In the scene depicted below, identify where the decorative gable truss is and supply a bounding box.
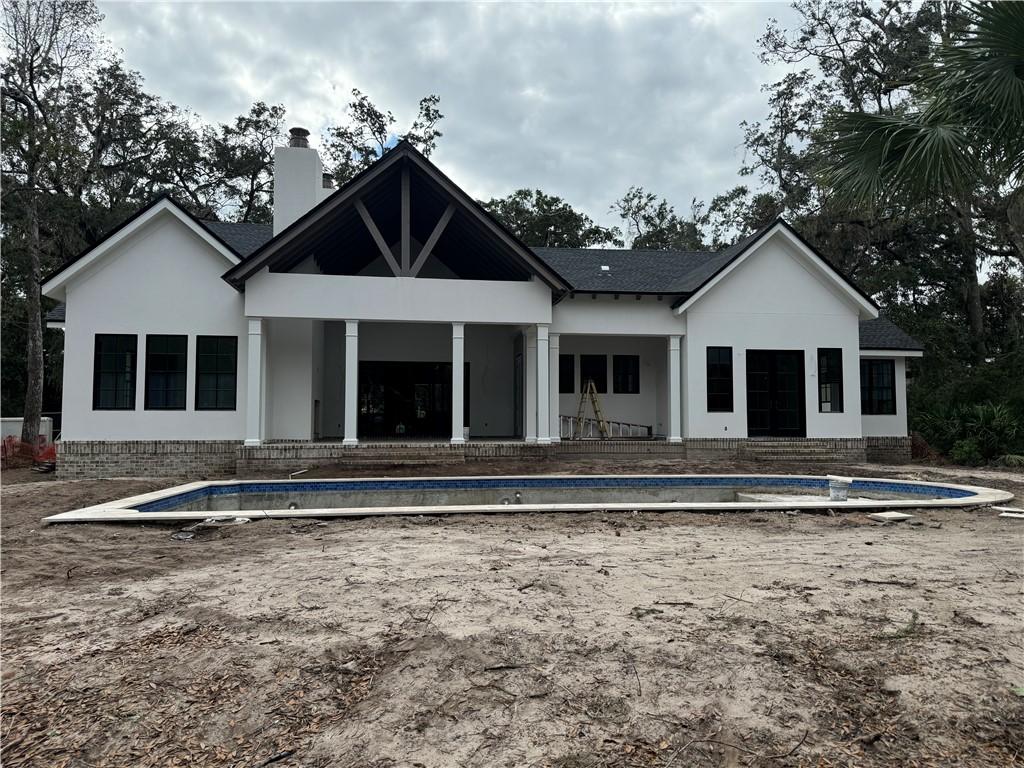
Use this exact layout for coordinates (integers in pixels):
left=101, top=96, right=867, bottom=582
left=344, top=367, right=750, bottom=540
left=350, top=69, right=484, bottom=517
left=350, top=166, right=456, bottom=278
left=223, top=142, right=567, bottom=290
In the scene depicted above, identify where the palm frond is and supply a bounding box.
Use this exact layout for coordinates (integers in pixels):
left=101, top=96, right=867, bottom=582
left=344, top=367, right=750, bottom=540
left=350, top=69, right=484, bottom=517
left=823, top=111, right=975, bottom=205
left=823, top=1, right=1024, bottom=205
left=921, top=2, right=1024, bottom=174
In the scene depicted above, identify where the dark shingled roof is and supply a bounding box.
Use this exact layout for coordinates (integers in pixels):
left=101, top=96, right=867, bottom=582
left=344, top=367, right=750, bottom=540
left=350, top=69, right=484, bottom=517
left=45, top=303, right=66, bottom=323
left=532, top=247, right=721, bottom=294
left=531, top=231, right=759, bottom=295
left=200, top=221, right=274, bottom=258
left=536, top=233, right=919, bottom=352
left=858, top=316, right=924, bottom=351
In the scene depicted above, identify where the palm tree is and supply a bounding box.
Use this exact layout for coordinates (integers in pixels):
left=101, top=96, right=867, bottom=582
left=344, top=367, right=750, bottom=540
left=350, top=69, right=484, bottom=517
left=824, top=1, right=1024, bottom=206
left=822, top=2, right=1024, bottom=363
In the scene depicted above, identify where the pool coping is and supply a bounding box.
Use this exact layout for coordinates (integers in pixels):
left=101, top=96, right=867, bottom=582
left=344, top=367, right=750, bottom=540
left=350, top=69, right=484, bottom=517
left=41, top=473, right=1015, bottom=524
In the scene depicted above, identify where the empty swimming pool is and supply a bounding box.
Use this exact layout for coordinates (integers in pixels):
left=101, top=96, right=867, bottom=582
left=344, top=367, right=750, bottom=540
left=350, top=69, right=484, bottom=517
left=42, top=474, right=1014, bottom=524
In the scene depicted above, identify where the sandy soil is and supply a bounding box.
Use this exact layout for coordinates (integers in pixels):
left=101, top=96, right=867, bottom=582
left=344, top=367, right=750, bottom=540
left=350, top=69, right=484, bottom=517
left=2, top=458, right=1023, bottom=767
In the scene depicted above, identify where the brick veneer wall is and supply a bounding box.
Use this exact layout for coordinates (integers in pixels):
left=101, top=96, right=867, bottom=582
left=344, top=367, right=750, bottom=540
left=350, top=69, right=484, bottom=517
left=465, top=443, right=548, bottom=460
left=689, top=438, right=867, bottom=462
left=57, top=440, right=240, bottom=479
left=55, top=436, right=912, bottom=479
left=550, top=440, right=686, bottom=457
left=684, top=438, right=745, bottom=460
left=863, top=436, right=912, bottom=464
left=236, top=441, right=468, bottom=475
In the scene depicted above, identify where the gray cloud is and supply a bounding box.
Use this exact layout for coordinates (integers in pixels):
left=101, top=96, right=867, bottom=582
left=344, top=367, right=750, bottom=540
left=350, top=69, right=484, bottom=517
left=98, top=1, right=799, bottom=229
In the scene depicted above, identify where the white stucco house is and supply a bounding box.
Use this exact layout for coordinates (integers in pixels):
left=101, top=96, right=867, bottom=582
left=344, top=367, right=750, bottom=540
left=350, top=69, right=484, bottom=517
left=42, top=130, right=922, bottom=477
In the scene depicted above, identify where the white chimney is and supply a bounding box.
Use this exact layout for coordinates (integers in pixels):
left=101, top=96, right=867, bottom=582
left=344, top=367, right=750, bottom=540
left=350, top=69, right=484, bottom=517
left=273, top=127, right=329, bottom=235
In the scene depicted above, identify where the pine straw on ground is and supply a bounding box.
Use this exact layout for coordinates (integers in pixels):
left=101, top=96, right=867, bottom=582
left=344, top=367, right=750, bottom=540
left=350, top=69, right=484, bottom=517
left=1, top=622, right=392, bottom=768
left=2, top=460, right=1022, bottom=766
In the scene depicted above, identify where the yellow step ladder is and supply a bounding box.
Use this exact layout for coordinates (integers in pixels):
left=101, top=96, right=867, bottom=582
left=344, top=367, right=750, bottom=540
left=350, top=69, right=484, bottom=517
left=574, top=379, right=609, bottom=439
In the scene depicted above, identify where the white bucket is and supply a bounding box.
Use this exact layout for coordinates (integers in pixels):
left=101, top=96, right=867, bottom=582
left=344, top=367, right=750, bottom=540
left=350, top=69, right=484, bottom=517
left=828, top=475, right=853, bottom=502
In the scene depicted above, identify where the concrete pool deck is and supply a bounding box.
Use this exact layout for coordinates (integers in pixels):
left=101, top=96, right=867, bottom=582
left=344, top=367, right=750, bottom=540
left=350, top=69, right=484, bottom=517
left=41, top=473, right=1015, bottom=524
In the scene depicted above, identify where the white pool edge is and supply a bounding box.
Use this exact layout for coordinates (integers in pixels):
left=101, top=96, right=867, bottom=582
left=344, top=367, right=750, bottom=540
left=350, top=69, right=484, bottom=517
left=41, top=473, right=1015, bottom=524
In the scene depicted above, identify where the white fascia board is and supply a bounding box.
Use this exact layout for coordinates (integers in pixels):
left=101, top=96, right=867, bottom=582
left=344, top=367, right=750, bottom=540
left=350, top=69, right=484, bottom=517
left=673, top=223, right=879, bottom=320
left=860, top=349, right=924, bottom=358
left=41, top=199, right=239, bottom=301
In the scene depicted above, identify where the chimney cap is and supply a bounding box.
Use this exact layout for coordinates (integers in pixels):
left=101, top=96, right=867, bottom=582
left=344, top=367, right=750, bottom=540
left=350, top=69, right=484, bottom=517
left=288, top=126, right=311, bottom=148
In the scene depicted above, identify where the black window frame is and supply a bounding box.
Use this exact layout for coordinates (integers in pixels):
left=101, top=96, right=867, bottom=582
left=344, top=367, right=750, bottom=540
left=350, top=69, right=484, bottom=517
left=612, top=354, right=641, bottom=394
left=817, top=348, right=844, bottom=413
left=93, top=334, right=138, bottom=410
left=860, top=359, right=896, bottom=415
left=145, top=334, right=188, bottom=411
left=195, top=335, right=238, bottom=411
left=706, top=346, right=733, bottom=412
left=558, top=354, right=575, bottom=394
left=579, top=354, right=608, bottom=394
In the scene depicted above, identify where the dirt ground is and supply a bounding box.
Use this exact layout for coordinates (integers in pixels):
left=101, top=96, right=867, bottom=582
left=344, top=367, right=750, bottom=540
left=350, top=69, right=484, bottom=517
left=1, top=458, right=1023, bottom=767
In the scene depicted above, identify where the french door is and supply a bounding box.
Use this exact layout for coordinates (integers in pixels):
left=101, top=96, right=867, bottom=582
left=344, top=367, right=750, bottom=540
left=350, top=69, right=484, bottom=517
left=746, top=350, right=806, bottom=437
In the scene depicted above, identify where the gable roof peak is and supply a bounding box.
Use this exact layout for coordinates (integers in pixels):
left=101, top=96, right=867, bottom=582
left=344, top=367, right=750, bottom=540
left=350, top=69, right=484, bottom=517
left=668, top=216, right=879, bottom=318
left=40, top=195, right=243, bottom=300
left=222, top=139, right=569, bottom=290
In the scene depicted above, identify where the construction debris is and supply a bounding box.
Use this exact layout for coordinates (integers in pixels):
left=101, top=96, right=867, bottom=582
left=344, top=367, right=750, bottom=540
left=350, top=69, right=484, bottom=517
left=867, top=511, right=916, bottom=523
left=171, top=516, right=252, bottom=540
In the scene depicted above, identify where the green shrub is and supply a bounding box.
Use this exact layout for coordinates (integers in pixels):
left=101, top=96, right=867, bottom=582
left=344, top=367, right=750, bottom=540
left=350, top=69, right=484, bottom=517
left=908, top=350, right=1024, bottom=465
left=914, top=401, right=1022, bottom=465
left=963, top=403, right=1019, bottom=460
left=950, top=439, right=984, bottom=466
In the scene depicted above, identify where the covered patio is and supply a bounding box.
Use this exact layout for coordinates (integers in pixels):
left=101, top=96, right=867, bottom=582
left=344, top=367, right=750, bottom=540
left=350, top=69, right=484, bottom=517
left=224, top=143, right=690, bottom=447
left=248, top=318, right=687, bottom=446
left=225, top=144, right=564, bottom=446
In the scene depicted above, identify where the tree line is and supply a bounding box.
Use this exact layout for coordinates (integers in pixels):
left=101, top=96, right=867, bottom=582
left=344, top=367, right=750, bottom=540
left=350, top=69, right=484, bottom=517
left=3, top=0, right=1022, bottom=461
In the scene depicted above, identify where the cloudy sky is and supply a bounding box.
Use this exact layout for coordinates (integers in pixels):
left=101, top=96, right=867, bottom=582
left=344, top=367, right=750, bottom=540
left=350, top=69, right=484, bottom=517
left=99, top=2, right=800, bottom=229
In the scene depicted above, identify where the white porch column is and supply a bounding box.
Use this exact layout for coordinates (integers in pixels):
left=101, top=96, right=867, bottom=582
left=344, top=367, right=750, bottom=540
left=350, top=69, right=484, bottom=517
left=667, top=335, right=682, bottom=443
left=343, top=320, right=359, bottom=446
left=245, top=318, right=265, bottom=446
left=451, top=322, right=466, bottom=444
left=536, top=324, right=550, bottom=444
left=525, top=327, right=537, bottom=443
left=549, top=332, right=561, bottom=442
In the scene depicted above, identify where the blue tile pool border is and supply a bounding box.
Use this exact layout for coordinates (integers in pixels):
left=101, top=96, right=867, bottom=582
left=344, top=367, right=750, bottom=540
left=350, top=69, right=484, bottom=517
left=134, top=475, right=976, bottom=513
